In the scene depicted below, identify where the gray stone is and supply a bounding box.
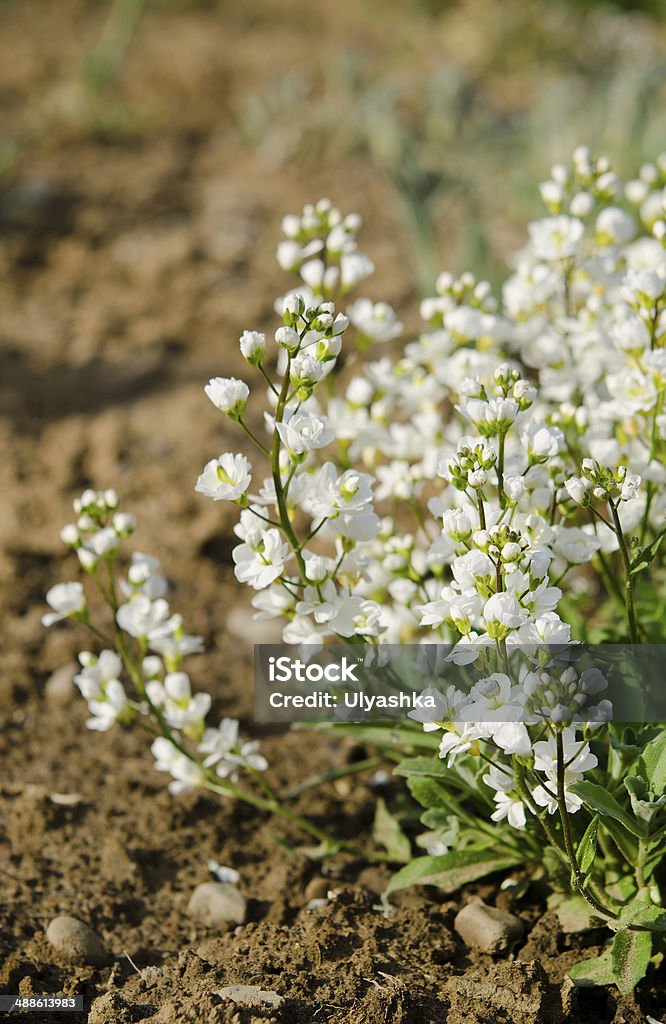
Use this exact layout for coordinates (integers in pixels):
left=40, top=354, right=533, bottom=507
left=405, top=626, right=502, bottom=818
left=215, top=985, right=284, bottom=1009
left=454, top=899, right=524, bottom=954
left=45, top=663, right=77, bottom=705
left=187, top=882, right=246, bottom=927
left=46, top=915, right=108, bottom=965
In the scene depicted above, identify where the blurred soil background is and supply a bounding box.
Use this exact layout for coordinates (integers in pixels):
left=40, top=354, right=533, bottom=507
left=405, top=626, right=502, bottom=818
left=1, top=0, right=666, bottom=1020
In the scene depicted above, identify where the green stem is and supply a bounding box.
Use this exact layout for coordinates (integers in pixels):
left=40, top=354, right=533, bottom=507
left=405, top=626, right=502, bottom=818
left=271, top=354, right=307, bottom=582
left=238, top=418, right=271, bottom=457
left=555, top=732, right=618, bottom=921
left=609, top=500, right=640, bottom=644
left=497, top=432, right=507, bottom=509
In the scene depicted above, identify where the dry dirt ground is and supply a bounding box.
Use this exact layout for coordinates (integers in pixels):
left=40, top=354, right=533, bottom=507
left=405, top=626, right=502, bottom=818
left=1, top=1, right=665, bottom=1021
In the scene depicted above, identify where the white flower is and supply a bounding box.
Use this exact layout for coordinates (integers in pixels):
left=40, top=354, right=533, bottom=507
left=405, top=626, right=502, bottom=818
left=112, top=512, right=136, bottom=536
left=147, top=613, right=205, bottom=660
left=233, top=529, right=289, bottom=589
left=438, top=723, right=488, bottom=765
left=595, top=207, right=636, bottom=246
left=310, top=463, right=375, bottom=519
left=151, top=737, right=205, bottom=795
left=620, top=472, right=641, bottom=501
left=564, top=476, right=590, bottom=505
left=347, top=299, right=403, bottom=344
left=117, top=596, right=170, bottom=638
left=483, top=766, right=527, bottom=829
left=42, top=582, right=86, bottom=627
left=276, top=410, right=334, bottom=454
left=528, top=216, right=584, bottom=261
left=121, top=552, right=168, bottom=599
left=86, top=679, right=130, bottom=732
left=277, top=239, right=304, bottom=271
left=340, top=252, right=374, bottom=291
left=492, top=722, right=532, bottom=757
left=74, top=649, right=122, bottom=701
left=275, top=326, right=300, bottom=352
left=195, top=453, right=251, bottom=502
left=145, top=671, right=211, bottom=731
left=239, top=330, right=265, bottom=366
left=204, top=377, right=249, bottom=419
left=522, top=421, right=564, bottom=460
left=552, top=526, right=600, bottom=564
left=290, top=352, right=324, bottom=390
left=483, top=593, right=527, bottom=637
left=531, top=728, right=598, bottom=814
left=199, top=718, right=268, bottom=780
left=463, top=396, right=519, bottom=433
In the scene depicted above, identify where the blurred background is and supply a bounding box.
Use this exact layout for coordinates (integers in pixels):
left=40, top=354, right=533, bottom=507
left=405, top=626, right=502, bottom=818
left=1, top=0, right=666, bottom=687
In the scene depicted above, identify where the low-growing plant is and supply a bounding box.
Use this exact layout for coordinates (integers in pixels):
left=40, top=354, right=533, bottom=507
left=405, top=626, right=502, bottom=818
left=44, top=146, right=666, bottom=994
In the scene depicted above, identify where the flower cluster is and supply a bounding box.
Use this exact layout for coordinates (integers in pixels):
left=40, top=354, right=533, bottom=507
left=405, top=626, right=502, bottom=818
left=44, top=489, right=267, bottom=796
left=410, top=658, right=609, bottom=829
left=197, top=151, right=665, bottom=662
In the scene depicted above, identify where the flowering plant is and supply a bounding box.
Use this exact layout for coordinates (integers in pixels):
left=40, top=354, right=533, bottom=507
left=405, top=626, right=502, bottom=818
left=45, top=149, right=666, bottom=993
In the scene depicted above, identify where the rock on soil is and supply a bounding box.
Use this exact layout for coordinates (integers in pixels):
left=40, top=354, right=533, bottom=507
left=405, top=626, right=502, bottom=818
left=187, top=882, right=247, bottom=927
left=45, top=915, right=109, bottom=965
left=454, top=898, right=524, bottom=954
left=44, top=662, right=77, bottom=705
left=215, top=985, right=284, bottom=1008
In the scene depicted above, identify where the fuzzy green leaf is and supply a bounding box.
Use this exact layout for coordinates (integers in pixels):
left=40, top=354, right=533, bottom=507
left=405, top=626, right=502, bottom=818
left=610, top=928, right=653, bottom=994
left=394, top=756, right=450, bottom=779
left=576, top=814, right=600, bottom=876
left=567, top=951, right=615, bottom=988
left=568, top=781, right=644, bottom=838
left=639, top=731, right=666, bottom=795
left=386, top=848, right=522, bottom=894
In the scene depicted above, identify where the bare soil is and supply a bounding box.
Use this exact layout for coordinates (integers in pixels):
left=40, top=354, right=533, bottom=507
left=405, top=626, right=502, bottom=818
left=1, top=1, right=665, bottom=1021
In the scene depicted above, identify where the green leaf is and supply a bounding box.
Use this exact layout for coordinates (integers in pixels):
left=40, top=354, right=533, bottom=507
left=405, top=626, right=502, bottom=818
left=576, top=814, right=600, bottom=876
left=567, top=951, right=615, bottom=988
left=568, top=781, right=645, bottom=838
left=630, top=526, right=666, bottom=575
left=624, top=776, right=666, bottom=828
left=640, top=731, right=666, bottom=795
left=395, top=756, right=450, bottom=779
left=610, top=928, right=653, bottom=994
left=372, top=797, right=411, bottom=864
left=407, top=776, right=461, bottom=814
left=386, top=848, right=522, bottom=894
left=618, top=901, right=666, bottom=932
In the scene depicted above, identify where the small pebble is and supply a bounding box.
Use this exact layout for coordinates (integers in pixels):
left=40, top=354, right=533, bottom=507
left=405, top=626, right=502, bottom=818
left=303, top=876, right=328, bottom=902
left=45, top=663, right=77, bottom=705
left=46, top=915, right=108, bottom=965
left=215, top=985, right=284, bottom=1009
left=454, top=899, right=524, bottom=954
left=187, top=882, right=246, bottom=927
